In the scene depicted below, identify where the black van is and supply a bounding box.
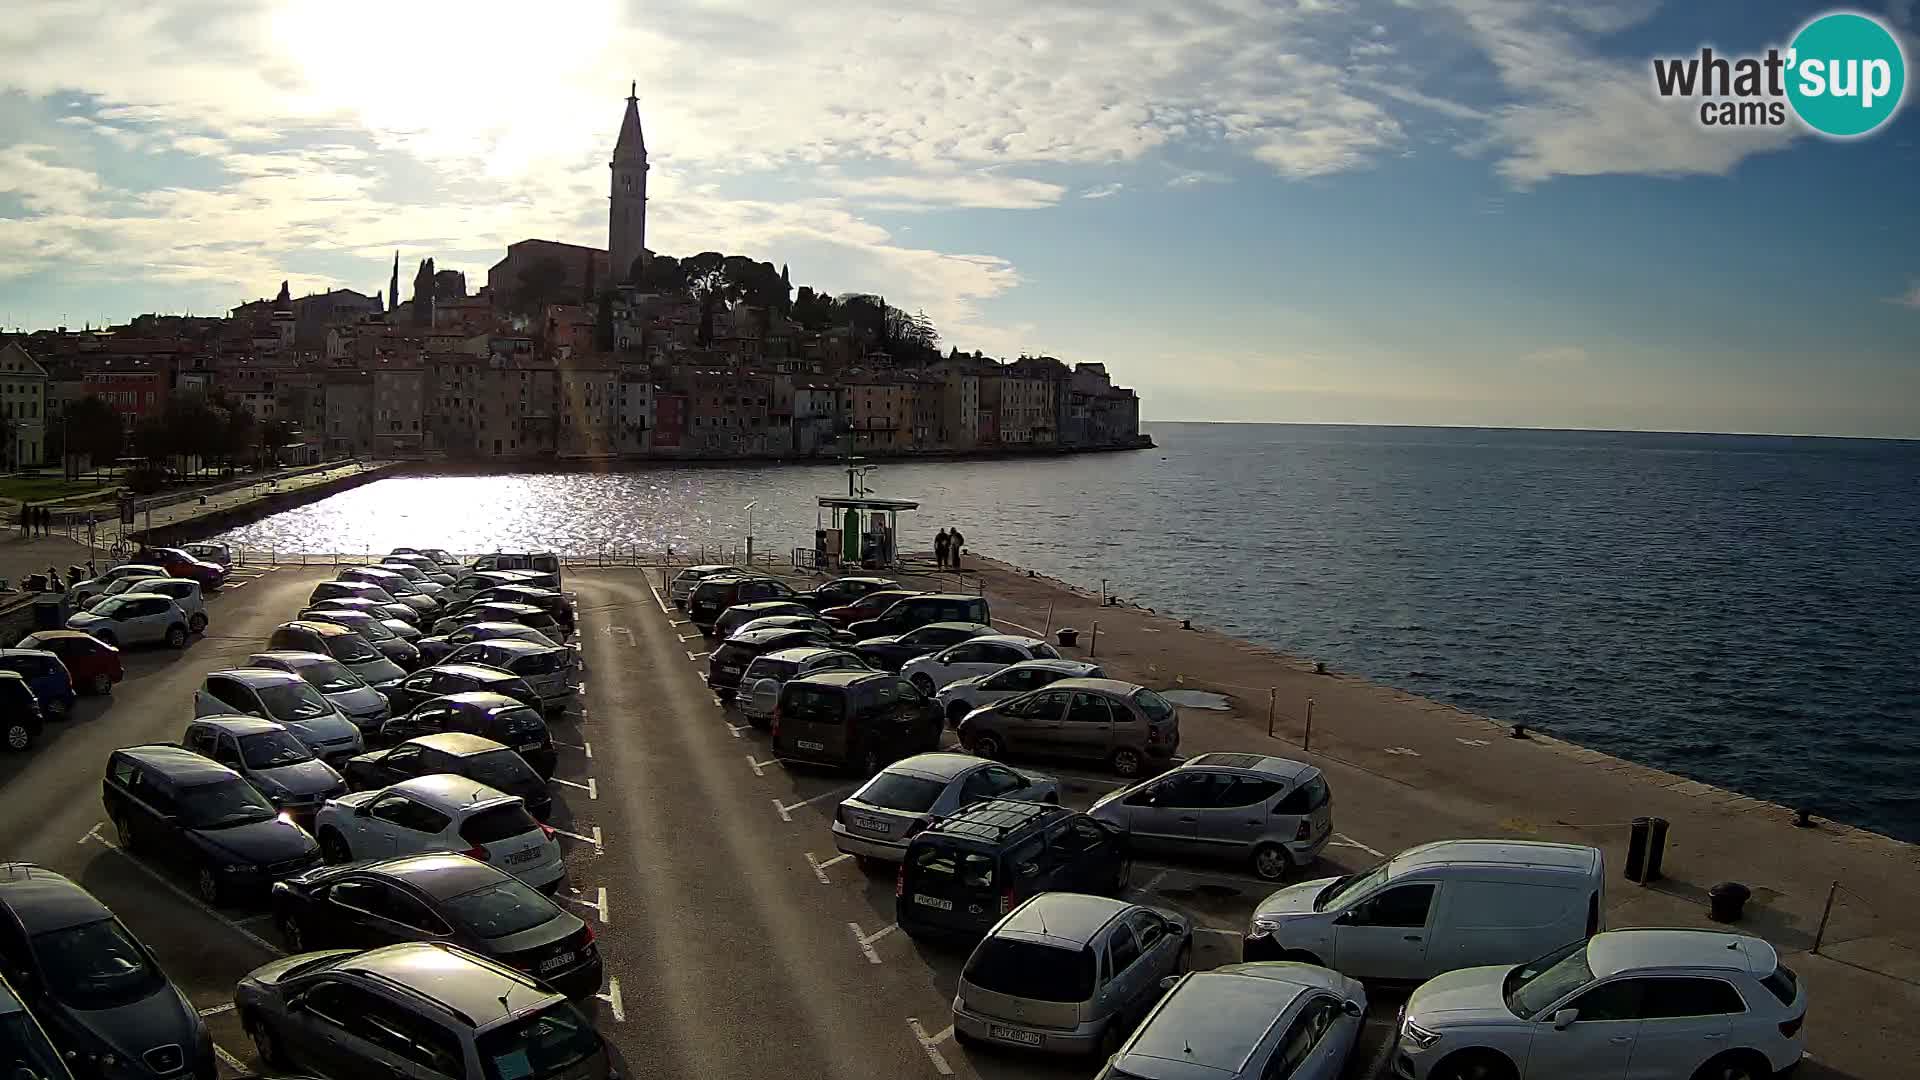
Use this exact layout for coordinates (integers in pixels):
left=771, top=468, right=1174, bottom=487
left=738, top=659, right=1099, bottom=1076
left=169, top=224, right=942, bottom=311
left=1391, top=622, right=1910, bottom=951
left=707, top=626, right=836, bottom=700
left=896, top=799, right=1128, bottom=940
left=770, top=670, right=943, bottom=774
left=689, top=576, right=800, bottom=633
left=847, top=593, right=992, bottom=641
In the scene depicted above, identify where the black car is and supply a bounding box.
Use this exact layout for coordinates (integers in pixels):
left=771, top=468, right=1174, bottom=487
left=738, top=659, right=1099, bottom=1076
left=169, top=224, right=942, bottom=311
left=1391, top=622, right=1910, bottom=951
left=341, top=732, right=552, bottom=818
left=852, top=621, right=994, bottom=672
left=269, top=854, right=602, bottom=998
left=769, top=670, right=944, bottom=774
left=711, top=601, right=817, bottom=643
left=688, top=576, right=798, bottom=634
left=706, top=627, right=836, bottom=700
left=381, top=663, right=541, bottom=715
left=896, top=799, right=1128, bottom=941
left=0, top=864, right=214, bottom=1080
left=0, top=670, right=45, bottom=752
left=101, top=746, right=322, bottom=905
left=848, top=592, right=994, bottom=641
left=452, top=585, right=573, bottom=632
left=377, top=692, right=556, bottom=776
left=298, top=608, right=424, bottom=669
left=428, top=601, right=564, bottom=642
left=795, top=576, right=900, bottom=613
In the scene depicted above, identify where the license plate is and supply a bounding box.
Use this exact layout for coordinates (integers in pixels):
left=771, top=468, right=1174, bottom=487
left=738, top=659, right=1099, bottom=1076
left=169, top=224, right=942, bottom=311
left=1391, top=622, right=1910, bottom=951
left=990, top=1026, right=1041, bottom=1046
left=538, top=951, right=576, bottom=973
left=796, top=739, right=824, bottom=751
left=718, top=665, right=739, bottom=676
left=912, top=893, right=953, bottom=911
left=851, top=814, right=891, bottom=833
left=519, top=741, right=542, bottom=752
left=506, top=848, right=541, bottom=864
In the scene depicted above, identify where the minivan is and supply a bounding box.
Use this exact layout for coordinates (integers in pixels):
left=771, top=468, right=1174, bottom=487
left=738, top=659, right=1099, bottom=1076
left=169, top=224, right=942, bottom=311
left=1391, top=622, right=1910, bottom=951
left=896, top=799, right=1129, bottom=940
left=770, top=670, right=943, bottom=774
left=1241, top=839, right=1605, bottom=982
left=847, top=593, right=992, bottom=641
left=688, top=576, right=798, bottom=633
left=265, top=621, right=406, bottom=689
left=457, top=584, right=573, bottom=632
left=1090, top=753, right=1333, bottom=881
left=957, top=678, right=1181, bottom=778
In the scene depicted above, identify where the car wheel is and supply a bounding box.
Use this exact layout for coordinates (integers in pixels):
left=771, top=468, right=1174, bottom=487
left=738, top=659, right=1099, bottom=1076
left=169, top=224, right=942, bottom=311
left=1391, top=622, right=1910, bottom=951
left=1430, top=1050, right=1518, bottom=1080
left=165, top=624, right=188, bottom=649
left=1175, top=941, right=1192, bottom=974
left=862, top=747, right=883, bottom=776
left=90, top=672, right=113, bottom=695
left=318, top=829, right=352, bottom=864
left=1252, top=842, right=1292, bottom=882
left=245, top=1013, right=286, bottom=1069
left=278, top=914, right=306, bottom=952
left=2, top=720, right=33, bottom=752
left=1110, top=747, right=1144, bottom=778
left=114, top=812, right=139, bottom=852
left=910, top=673, right=935, bottom=696
left=189, top=613, right=208, bottom=634
left=196, top=866, right=223, bottom=906
left=1691, top=1052, right=1773, bottom=1080
left=972, top=733, right=1003, bottom=760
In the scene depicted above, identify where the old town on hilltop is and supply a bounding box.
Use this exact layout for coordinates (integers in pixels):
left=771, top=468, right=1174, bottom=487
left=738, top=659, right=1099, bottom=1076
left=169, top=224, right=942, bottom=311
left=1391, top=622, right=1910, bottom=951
left=0, top=85, right=1146, bottom=471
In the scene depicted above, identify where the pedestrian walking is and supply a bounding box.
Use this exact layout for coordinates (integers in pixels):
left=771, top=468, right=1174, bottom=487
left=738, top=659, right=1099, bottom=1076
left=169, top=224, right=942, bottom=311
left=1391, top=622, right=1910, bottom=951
left=17, top=505, right=28, bottom=537
left=934, top=528, right=950, bottom=569
left=37, top=507, right=49, bottom=536
left=949, top=526, right=966, bottom=570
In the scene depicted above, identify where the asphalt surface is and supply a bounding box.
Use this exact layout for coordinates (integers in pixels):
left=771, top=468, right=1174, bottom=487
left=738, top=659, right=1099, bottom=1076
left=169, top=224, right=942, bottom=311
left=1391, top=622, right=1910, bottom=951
left=0, top=565, right=1400, bottom=1080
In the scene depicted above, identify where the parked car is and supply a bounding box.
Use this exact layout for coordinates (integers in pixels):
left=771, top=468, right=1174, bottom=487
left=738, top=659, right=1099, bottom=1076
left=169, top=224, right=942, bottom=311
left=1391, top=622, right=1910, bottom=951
left=832, top=753, right=1057, bottom=866
left=131, top=547, right=225, bottom=589
left=306, top=581, right=419, bottom=625
left=0, top=649, right=77, bottom=718
left=818, top=588, right=921, bottom=626
left=1242, top=839, right=1605, bottom=981
left=688, top=576, right=798, bottom=633
left=900, top=634, right=1061, bottom=695
left=935, top=658, right=1105, bottom=726
left=101, top=745, right=322, bottom=904
left=712, top=601, right=817, bottom=642
left=441, top=639, right=577, bottom=712
left=181, top=716, right=347, bottom=820
left=382, top=553, right=455, bottom=586
left=377, top=692, right=555, bottom=777
left=1394, top=929, right=1806, bottom=1080
left=89, top=577, right=208, bottom=634
left=66, top=594, right=190, bottom=650
left=468, top=552, right=562, bottom=581
left=313, top=776, right=564, bottom=891
left=443, top=570, right=528, bottom=606
left=449, top=586, right=573, bottom=633
left=954, top=893, right=1191, bottom=1057
left=429, top=602, right=563, bottom=643
left=0, top=672, right=45, bottom=751
left=669, top=564, right=741, bottom=608
left=707, top=626, right=839, bottom=700
left=392, top=546, right=462, bottom=570
left=336, top=568, right=438, bottom=616
left=739, top=646, right=868, bottom=728
left=13, top=631, right=120, bottom=695
left=182, top=540, right=235, bottom=568
left=66, top=564, right=167, bottom=606
left=376, top=560, right=450, bottom=596
left=192, top=669, right=365, bottom=766
left=769, top=670, right=944, bottom=773
left=847, top=593, right=992, bottom=641
left=1102, top=962, right=1367, bottom=1080
left=301, top=598, right=424, bottom=641
left=0, top=864, right=213, bottom=1080
left=416, top=621, right=557, bottom=666
left=958, top=678, right=1181, bottom=778
left=896, top=799, right=1129, bottom=940
left=853, top=621, right=995, bottom=672
left=235, top=941, right=611, bottom=1080
left=268, top=855, right=602, bottom=998
left=265, top=622, right=407, bottom=689
left=795, top=575, right=899, bottom=613
left=381, top=665, right=543, bottom=719
left=0, top=968, right=75, bottom=1080
left=244, top=651, right=391, bottom=733
left=1090, top=753, right=1333, bottom=882
left=298, top=608, right=423, bottom=668
left=341, top=732, right=551, bottom=819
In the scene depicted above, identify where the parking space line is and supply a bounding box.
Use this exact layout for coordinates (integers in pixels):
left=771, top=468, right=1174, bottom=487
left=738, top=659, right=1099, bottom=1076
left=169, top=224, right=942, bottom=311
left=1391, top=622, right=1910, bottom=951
left=746, top=754, right=786, bottom=776
left=596, top=977, right=625, bottom=1022
left=647, top=583, right=672, bottom=617
left=198, top=1003, right=236, bottom=1018
left=848, top=921, right=888, bottom=964
left=992, top=617, right=1043, bottom=636
left=563, top=886, right=611, bottom=925
left=551, top=777, right=598, bottom=799
left=1331, top=832, right=1385, bottom=858
left=550, top=824, right=604, bottom=853
left=724, top=721, right=746, bottom=738
left=907, top=1018, right=955, bottom=1076
left=678, top=633, right=701, bottom=643
left=232, top=913, right=275, bottom=927
left=669, top=618, right=690, bottom=627
left=553, top=739, right=593, bottom=758
left=1125, top=869, right=1169, bottom=900
left=773, top=786, right=856, bottom=822
left=214, top=1044, right=247, bottom=1073
left=1194, top=926, right=1243, bottom=937
left=807, top=851, right=853, bottom=884
left=86, top=832, right=285, bottom=957
left=1132, top=861, right=1272, bottom=889
left=687, top=650, right=710, bottom=661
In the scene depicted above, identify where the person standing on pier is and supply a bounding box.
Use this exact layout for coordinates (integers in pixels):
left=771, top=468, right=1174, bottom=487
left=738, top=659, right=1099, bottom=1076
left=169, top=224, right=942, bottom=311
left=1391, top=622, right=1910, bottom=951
left=934, top=528, right=950, bottom=568
left=949, top=526, right=966, bottom=570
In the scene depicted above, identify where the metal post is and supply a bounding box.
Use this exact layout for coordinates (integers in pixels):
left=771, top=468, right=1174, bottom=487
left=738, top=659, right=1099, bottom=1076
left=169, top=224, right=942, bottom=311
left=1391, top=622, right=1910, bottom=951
left=1812, top=880, right=1839, bottom=955
left=1303, top=698, right=1315, bottom=751
left=1089, top=621, right=1099, bottom=658
left=1267, top=688, right=1277, bottom=739
left=1043, top=600, right=1055, bottom=638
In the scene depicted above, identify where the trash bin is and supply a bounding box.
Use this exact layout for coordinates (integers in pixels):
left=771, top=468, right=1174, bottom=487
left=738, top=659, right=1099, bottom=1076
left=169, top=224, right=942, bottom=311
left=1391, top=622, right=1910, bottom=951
left=1625, top=817, right=1652, bottom=881
left=1708, top=881, right=1751, bottom=923
left=1056, top=628, right=1079, bottom=648
left=32, top=599, right=63, bottom=630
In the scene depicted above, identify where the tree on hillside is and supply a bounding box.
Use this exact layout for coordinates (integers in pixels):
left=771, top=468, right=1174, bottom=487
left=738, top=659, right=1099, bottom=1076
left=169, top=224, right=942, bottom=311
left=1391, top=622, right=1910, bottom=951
left=594, top=290, right=615, bottom=352
left=643, top=254, right=685, bottom=293
left=259, top=417, right=295, bottom=465
left=510, top=256, right=572, bottom=315
left=683, top=251, right=733, bottom=346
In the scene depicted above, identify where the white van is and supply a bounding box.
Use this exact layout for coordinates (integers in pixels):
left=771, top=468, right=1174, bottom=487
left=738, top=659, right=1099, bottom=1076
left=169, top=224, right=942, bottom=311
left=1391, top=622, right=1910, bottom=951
left=1241, top=839, right=1604, bottom=982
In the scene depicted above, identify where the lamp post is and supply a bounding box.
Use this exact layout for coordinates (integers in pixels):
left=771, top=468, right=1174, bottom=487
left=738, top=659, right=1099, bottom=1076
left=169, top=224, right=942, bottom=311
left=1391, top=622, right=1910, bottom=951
left=744, top=500, right=757, bottom=564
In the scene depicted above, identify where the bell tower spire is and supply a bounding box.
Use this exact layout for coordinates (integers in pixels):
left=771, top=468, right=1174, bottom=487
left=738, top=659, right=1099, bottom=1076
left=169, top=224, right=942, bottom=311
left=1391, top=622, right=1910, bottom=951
left=610, top=82, right=649, bottom=286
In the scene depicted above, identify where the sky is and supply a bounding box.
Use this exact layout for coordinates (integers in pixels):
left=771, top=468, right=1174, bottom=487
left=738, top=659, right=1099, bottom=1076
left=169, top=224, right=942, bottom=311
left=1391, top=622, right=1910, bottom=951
left=1, top=0, right=1916, bottom=437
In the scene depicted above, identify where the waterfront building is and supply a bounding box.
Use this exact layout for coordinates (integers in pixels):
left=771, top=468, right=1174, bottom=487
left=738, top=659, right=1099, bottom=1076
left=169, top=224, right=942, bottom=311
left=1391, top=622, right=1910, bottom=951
left=322, top=371, right=374, bottom=457
left=0, top=343, right=48, bottom=469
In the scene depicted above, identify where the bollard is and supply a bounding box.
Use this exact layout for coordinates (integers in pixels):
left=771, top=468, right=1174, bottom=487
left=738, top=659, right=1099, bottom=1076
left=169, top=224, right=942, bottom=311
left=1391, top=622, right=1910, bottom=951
left=1644, top=817, right=1669, bottom=882
left=1812, top=880, right=1839, bottom=954
left=1089, top=621, right=1099, bottom=658
left=1043, top=600, right=1055, bottom=638
left=1794, top=808, right=1815, bottom=828
left=1303, top=698, right=1315, bottom=751
left=1510, top=722, right=1529, bottom=739
left=1625, top=817, right=1652, bottom=882
left=1707, top=881, right=1750, bottom=923
left=1181, top=618, right=1192, bottom=630
left=1266, top=688, right=1277, bottom=739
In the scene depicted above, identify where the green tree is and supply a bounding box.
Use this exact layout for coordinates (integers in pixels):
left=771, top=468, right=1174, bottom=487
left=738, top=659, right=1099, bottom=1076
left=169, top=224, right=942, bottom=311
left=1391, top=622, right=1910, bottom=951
left=683, top=251, right=732, bottom=346
left=594, top=291, right=615, bottom=352
left=131, top=415, right=172, bottom=464
left=643, top=254, right=685, bottom=293
left=259, top=418, right=295, bottom=465
left=63, top=395, right=124, bottom=467
left=510, top=256, right=572, bottom=315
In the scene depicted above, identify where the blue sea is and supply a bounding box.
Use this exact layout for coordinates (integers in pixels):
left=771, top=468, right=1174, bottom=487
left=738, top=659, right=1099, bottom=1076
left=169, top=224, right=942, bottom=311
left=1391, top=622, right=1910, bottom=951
left=218, top=423, right=1920, bottom=841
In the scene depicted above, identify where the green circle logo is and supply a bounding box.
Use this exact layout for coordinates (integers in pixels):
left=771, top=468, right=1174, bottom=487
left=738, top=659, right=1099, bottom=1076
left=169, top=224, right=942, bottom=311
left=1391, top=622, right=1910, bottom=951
left=1787, top=12, right=1908, bottom=137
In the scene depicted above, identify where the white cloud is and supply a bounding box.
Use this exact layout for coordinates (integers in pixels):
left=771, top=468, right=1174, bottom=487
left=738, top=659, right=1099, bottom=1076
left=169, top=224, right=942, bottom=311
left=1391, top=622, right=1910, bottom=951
left=1167, top=168, right=1230, bottom=187
left=1889, top=280, right=1920, bottom=309
left=815, top=170, right=1065, bottom=210
left=1080, top=183, right=1124, bottom=199
left=0, top=145, right=103, bottom=216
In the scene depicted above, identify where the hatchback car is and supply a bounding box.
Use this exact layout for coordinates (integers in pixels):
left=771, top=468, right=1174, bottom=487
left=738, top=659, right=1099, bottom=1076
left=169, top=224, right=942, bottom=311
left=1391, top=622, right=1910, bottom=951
left=183, top=540, right=234, bottom=568
left=847, top=593, right=992, bottom=641
left=235, top=941, right=612, bottom=1080
left=339, top=565, right=440, bottom=611
left=730, top=614, right=853, bottom=643
left=1103, top=962, right=1367, bottom=1080
left=300, top=601, right=423, bottom=643
left=707, top=626, right=839, bottom=700
left=429, top=602, right=563, bottom=642
left=441, top=640, right=576, bottom=712
left=955, top=893, right=1191, bottom=1057
left=299, top=608, right=424, bottom=668
left=670, top=564, right=742, bottom=607
left=130, top=547, right=225, bottom=589
left=314, top=776, right=564, bottom=891
left=0, top=864, right=213, bottom=1080
left=687, top=576, right=798, bottom=633
left=367, top=562, right=448, bottom=597
left=444, top=570, right=528, bottom=605
left=415, top=621, right=557, bottom=666
left=342, top=732, right=552, bottom=819
left=378, top=692, right=555, bottom=777
left=1091, top=753, right=1333, bottom=882
left=795, top=575, right=899, bottom=612
left=770, top=670, right=944, bottom=774
left=712, top=600, right=817, bottom=642
left=935, top=658, right=1105, bottom=725
left=270, top=855, right=601, bottom=998
left=900, top=634, right=1062, bottom=695
left=13, top=631, right=121, bottom=695
left=0, top=672, right=44, bottom=752
left=1394, top=929, right=1808, bottom=1080
left=451, top=586, right=573, bottom=633
left=181, top=716, right=347, bottom=819
left=102, top=746, right=322, bottom=905
left=739, top=646, right=868, bottom=727
left=819, top=588, right=921, bottom=626
left=245, top=651, right=391, bottom=732
left=66, top=564, right=168, bottom=605
left=266, top=622, right=407, bottom=689
left=958, top=678, right=1181, bottom=778
left=897, top=799, right=1129, bottom=940
left=88, top=577, right=207, bottom=634
left=193, top=669, right=365, bottom=765
left=306, top=581, right=419, bottom=625
left=382, top=554, right=455, bottom=586
left=66, top=594, right=190, bottom=650
left=0, top=649, right=77, bottom=718
left=854, top=621, right=995, bottom=672
left=382, top=666, right=543, bottom=718
left=833, top=753, right=1058, bottom=866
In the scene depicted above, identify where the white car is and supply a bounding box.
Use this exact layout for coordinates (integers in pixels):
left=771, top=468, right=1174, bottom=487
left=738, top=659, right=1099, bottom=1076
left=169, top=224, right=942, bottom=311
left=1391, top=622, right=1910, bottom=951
left=91, top=576, right=208, bottom=634
left=1393, top=928, right=1807, bottom=1080
left=193, top=668, right=365, bottom=765
left=740, top=646, right=868, bottom=727
left=67, top=563, right=167, bottom=604
left=934, top=658, right=1105, bottom=726
left=313, top=775, right=565, bottom=890
left=899, top=634, right=1063, bottom=695
left=66, top=593, right=190, bottom=650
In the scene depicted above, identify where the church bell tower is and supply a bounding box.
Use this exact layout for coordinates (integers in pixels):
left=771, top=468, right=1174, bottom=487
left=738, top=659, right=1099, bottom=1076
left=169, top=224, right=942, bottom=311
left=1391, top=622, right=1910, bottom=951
left=609, top=82, right=649, bottom=287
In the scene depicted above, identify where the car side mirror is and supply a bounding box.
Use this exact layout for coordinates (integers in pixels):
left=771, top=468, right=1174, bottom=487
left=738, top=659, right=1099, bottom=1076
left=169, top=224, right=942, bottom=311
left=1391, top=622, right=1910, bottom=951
left=1551, top=1008, right=1580, bottom=1030
left=1341, top=999, right=1363, bottom=1017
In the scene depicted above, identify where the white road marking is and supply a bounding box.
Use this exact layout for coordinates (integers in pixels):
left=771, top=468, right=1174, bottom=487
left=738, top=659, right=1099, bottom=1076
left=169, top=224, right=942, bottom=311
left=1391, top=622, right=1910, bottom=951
left=1331, top=832, right=1386, bottom=858
left=214, top=1044, right=247, bottom=1073
left=563, top=886, right=611, bottom=925
left=907, top=1018, right=955, bottom=1076
left=86, top=833, right=285, bottom=956
left=232, top=913, right=275, bottom=927
left=992, top=618, right=1042, bottom=636
left=198, top=1003, right=236, bottom=1017
left=687, top=650, right=711, bottom=661
left=551, top=777, right=598, bottom=799
left=1051, top=771, right=1128, bottom=790
left=1131, top=861, right=1270, bottom=889
left=807, top=851, right=854, bottom=883
left=1385, top=746, right=1422, bottom=757
left=1194, top=926, right=1243, bottom=937
left=597, top=977, right=625, bottom=1022
left=678, top=633, right=701, bottom=643
left=79, top=822, right=102, bottom=845
left=725, top=722, right=745, bottom=738
left=746, top=755, right=785, bottom=776
left=550, top=825, right=604, bottom=853
left=647, top=583, right=672, bottom=617
left=554, top=739, right=593, bottom=758
left=862, top=923, right=898, bottom=946
left=1126, top=869, right=1169, bottom=900
left=773, top=786, right=855, bottom=822
left=1456, top=738, right=1490, bottom=747
left=848, top=921, right=884, bottom=964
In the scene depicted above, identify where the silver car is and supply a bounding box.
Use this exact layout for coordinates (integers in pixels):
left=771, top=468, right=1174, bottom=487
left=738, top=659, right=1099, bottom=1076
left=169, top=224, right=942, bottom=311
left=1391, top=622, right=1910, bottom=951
left=956, top=677, right=1182, bottom=779
left=441, top=638, right=578, bottom=710
left=1098, top=962, right=1366, bottom=1080
left=181, top=715, right=346, bottom=816
left=832, top=752, right=1058, bottom=865
left=1090, top=753, right=1334, bottom=881
left=740, top=646, right=867, bottom=727
left=954, top=893, right=1192, bottom=1057
left=192, top=668, right=364, bottom=765
left=245, top=650, right=391, bottom=733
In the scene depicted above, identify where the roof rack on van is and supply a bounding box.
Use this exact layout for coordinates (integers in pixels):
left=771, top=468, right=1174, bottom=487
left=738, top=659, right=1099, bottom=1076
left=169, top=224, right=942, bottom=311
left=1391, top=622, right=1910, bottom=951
left=925, top=798, right=1057, bottom=841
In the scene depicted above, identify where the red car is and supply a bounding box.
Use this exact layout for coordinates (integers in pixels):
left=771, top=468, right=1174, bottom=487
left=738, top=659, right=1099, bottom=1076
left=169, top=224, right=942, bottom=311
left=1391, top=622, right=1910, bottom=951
left=13, top=629, right=123, bottom=695
left=133, top=546, right=226, bottom=589
left=819, top=588, right=922, bottom=626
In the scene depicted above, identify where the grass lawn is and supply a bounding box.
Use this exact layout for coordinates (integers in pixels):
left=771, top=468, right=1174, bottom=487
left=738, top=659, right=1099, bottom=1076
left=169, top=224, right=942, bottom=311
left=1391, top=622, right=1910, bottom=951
left=0, top=475, right=121, bottom=503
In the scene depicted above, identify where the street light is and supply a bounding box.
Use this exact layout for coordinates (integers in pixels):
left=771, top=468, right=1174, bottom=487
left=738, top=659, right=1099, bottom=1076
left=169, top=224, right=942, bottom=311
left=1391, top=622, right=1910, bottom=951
left=744, top=500, right=757, bottom=564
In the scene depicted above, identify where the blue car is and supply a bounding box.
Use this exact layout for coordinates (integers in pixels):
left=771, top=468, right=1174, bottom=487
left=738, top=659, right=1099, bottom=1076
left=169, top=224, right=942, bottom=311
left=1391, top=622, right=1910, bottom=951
left=0, top=649, right=78, bottom=718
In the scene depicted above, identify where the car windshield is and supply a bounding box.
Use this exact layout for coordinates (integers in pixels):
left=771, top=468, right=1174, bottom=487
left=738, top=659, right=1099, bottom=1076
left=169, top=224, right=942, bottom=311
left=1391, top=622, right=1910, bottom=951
left=29, top=918, right=166, bottom=1010
left=256, top=680, right=335, bottom=720
left=89, top=598, right=130, bottom=618
left=0, top=1011, right=67, bottom=1080
left=855, top=772, right=947, bottom=813
left=498, top=708, right=546, bottom=741
left=177, top=777, right=279, bottom=828
left=1133, top=688, right=1176, bottom=722
left=964, top=939, right=1096, bottom=1003
left=323, top=634, right=382, bottom=664
left=423, top=549, right=454, bottom=564
left=371, top=575, right=420, bottom=595
left=744, top=657, right=797, bottom=681
left=443, top=879, right=557, bottom=939
left=240, top=730, right=314, bottom=769
left=340, top=617, right=396, bottom=641
left=290, top=658, right=364, bottom=693
left=509, top=650, right=566, bottom=675
left=383, top=565, right=427, bottom=582
left=1315, top=863, right=1389, bottom=911
left=1503, top=940, right=1595, bottom=1019
left=466, top=750, right=539, bottom=789
left=1030, top=643, right=1061, bottom=659
left=459, top=803, right=541, bottom=845
left=476, top=1003, right=601, bottom=1080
